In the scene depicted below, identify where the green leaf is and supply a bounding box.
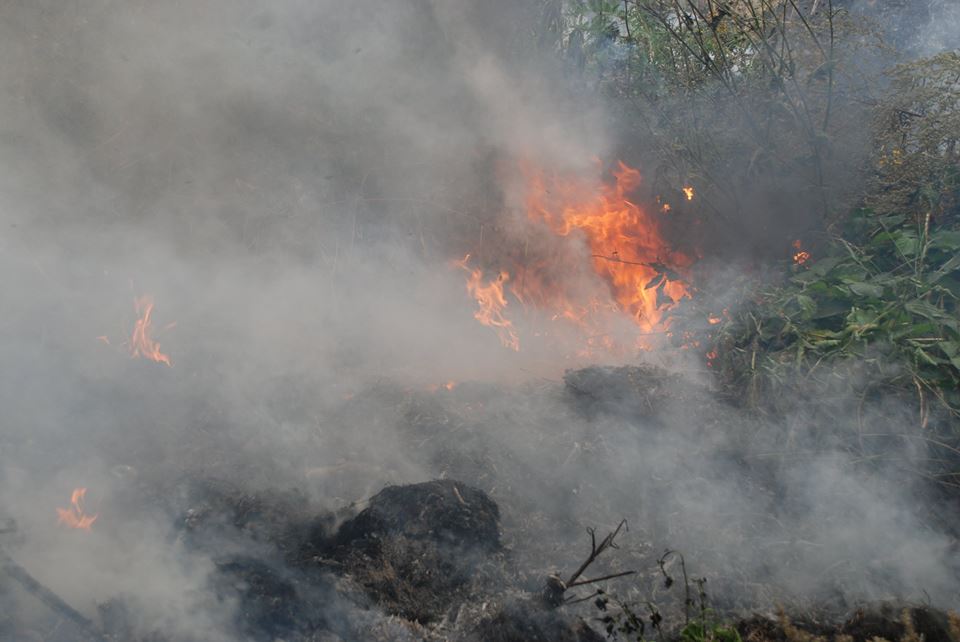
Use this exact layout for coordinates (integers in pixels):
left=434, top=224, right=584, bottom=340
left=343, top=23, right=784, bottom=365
left=891, top=321, right=939, bottom=340
left=905, top=300, right=943, bottom=319
left=930, top=230, right=960, bottom=251
left=878, top=213, right=909, bottom=228
left=846, top=282, right=884, bottom=298
left=847, top=307, right=879, bottom=326
left=806, top=256, right=843, bottom=276
left=811, top=299, right=852, bottom=319
left=915, top=347, right=947, bottom=366
left=930, top=254, right=960, bottom=282
left=795, top=294, right=816, bottom=317
left=893, top=231, right=921, bottom=259
left=938, top=340, right=960, bottom=358
left=937, top=275, right=960, bottom=297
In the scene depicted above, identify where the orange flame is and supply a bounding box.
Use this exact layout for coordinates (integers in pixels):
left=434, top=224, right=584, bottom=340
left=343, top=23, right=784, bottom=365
left=56, top=488, right=97, bottom=531
left=458, top=255, right=520, bottom=351
left=792, top=240, right=810, bottom=266
left=682, top=186, right=695, bottom=201
left=458, top=160, right=691, bottom=355
left=521, top=161, right=691, bottom=335
left=130, top=297, right=172, bottom=366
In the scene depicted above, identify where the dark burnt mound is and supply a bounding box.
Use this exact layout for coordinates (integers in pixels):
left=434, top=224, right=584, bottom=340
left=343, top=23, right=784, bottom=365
left=333, top=479, right=501, bottom=551
left=324, top=480, right=503, bottom=623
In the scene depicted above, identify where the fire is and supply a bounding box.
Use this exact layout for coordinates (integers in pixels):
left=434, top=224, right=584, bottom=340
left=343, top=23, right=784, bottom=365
left=56, top=488, right=97, bottom=531
left=458, top=161, right=691, bottom=354
left=457, top=255, right=520, bottom=351
left=521, top=160, right=691, bottom=335
left=682, top=186, right=695, bottom=201
left=792, top=240, right=810, bottom=266
left=426, top=381, right=458, bottom=393
left=130, top=296, right=172, bottom=366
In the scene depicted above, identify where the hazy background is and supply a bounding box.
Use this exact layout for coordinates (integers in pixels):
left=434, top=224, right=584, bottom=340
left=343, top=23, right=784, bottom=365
left=0, top=1, right=958, bottom=639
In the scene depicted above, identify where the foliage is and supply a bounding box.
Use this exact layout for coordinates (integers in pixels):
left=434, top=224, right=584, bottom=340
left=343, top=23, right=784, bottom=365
left=681, top=619, right=743, bottom=642
left=704, top=207, right=960, bottom=414
left=535, top=5, right=960, bottom=483
left=870, top=51, right=960, bottom=223
left=592, top=551, right=740, bottom=642
left=557, top=0, right=883, bottom=248
left=670, top=51, right=960, bottom=485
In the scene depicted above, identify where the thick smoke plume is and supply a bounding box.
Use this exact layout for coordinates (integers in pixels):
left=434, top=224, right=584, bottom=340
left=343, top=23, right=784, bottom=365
left=0, top=0, right=957, bottom=639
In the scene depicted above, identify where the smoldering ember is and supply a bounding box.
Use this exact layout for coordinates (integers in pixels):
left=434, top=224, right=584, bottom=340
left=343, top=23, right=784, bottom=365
left=1, top=1, right=959, bottom=641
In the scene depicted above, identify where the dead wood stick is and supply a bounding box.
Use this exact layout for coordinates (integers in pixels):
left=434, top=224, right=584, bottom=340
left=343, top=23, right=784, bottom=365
left=567, top=569, right=638, bottom=588
left=0, top=548, right=105, bottom=641
left=543, top=520, right=633, bottom=608
left=591, top=254, right=650, bottom=267
left=566, top=519, right=627, bottom=587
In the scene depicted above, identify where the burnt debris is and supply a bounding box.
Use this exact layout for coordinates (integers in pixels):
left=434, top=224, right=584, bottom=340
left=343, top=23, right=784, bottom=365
left=320, top=480, right=503, bottom=624
left=332, top=480, right=501, bottom=552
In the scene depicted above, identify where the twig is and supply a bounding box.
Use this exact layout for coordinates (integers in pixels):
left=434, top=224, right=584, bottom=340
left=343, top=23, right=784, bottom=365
left=567, top=519, right=628, bottom=587
left=568, top=569, right=638, bottom=588
left=591, top=254, right=652, bottom=267
left=658, top=549, right=693, bottom=625
left=0, top=547, right=106, bottom=641
left=542, top=519, right=632, bottom=608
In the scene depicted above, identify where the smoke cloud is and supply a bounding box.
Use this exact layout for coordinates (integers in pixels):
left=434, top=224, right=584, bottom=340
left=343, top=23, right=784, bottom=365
left=0, top=0, right=957, bottom=640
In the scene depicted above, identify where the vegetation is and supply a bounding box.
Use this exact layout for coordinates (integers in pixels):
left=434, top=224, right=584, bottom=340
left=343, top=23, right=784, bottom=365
left=555, top=0, right=882, bottom=244
left=591, top=553, right=960, bottom=642
left=530, top=2, right=960, bottom=487
left=593, top=551, right=742, bottom=642
left=693, top=50, right=960, bottom=486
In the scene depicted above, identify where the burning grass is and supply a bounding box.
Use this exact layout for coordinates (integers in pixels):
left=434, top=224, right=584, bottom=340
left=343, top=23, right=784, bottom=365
left=458, top=159, right=691, bottom=357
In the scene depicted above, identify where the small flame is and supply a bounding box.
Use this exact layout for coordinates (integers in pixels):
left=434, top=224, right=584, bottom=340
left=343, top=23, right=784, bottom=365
left=57, top=488, right=97, bottom=531
left=792, top=240, right=810, bottom=266
left=682, top=186, right=695, bottom=201
left=426, top=381, right=458, bottom=393
left=708, top=316, right=722, bottom=325
left=661, top=203, right=672, bottom=213
left=458, top=255, right=520, bottom=351
left=130, top=296, right=172, bottom=366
